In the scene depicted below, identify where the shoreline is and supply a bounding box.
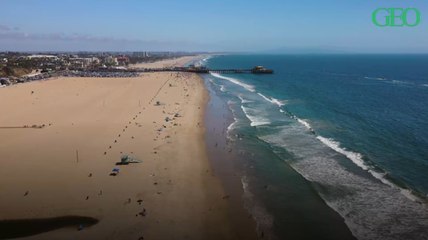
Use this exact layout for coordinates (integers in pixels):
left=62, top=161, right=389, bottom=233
left=0, top=55, right=254, bottom=239
left=203, top=75, right=259, bottom=239
left=202, top=54, right=428, bottom=240
left=202, top=56, right=357, bottom=240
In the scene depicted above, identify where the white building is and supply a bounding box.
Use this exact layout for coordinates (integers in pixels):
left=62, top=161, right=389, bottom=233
left=26, top=55, right=59, bottom=60
left=68, top=58, right=96, bottom=69
left=104, top=56, right=118, bottom=66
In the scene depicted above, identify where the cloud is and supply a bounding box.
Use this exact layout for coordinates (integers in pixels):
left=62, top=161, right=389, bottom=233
left=0, top=31, right=191, bottom=47
left=0, top=30, right=137, bottom=43
left=0, top=26, right=214, bottom=51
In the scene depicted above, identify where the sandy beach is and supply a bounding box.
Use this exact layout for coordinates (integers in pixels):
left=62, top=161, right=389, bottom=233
left=0, top=56, right=250, bottom=239
left=129, top=56, right=199, bottom=69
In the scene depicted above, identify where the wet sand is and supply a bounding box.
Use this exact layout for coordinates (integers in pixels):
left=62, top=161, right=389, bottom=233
left=0, top=56, right=250, bottom=239
left=203, top=74, right=356, bottom=240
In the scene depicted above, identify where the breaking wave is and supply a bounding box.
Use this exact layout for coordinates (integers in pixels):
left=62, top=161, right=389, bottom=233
left=364, top=76, right=386, bottom=81
left=238, top=94, right=253, bottom=104
left=258, top=123, right=428, bottom=240
left=316, top=136, right=369, bottom=171
left=241, top=105, right=271, bottom=127
left=296, top=118, right=312, bottom=131
left=210, top=72, right=256, bottom=92
left=292, top=116, right=417, bottom=195
left=257, top=93, right=286, bottom=107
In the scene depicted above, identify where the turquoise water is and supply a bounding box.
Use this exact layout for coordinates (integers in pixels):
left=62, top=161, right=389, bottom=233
left=201, top=55, right=428, bottom=240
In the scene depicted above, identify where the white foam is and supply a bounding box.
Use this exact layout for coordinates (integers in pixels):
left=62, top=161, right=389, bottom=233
left=241, top=105, right=270, bottom=127
left=271, top=98, right=286, bottom=107
left=422, top=84, right=428, bottom=87
left=391, top=80, right=411, bottom=85
left=296, top=118, right=312, bottom=131
left=238, top=95, right=253, bottom=104
left=364, top=76, right=386, bottom=81
left=227, top=117, right=238, bottom=132
left=275, top=110, right=422, bottom=202
left=210, top=72, right=256, bottom=92
left=220, top=85, right=226, bottom=92
left=257, top=93, right=285, bottom=107
left=367, top=170, right=394, bottom=187
left=202, top=55, right=212, bottom=62
left=257, top=92, right=273, bottom=102
left=400, top=189, right=420, bottom=202
left=241, top=175, right=250, bottom=192
left=225, top=101, right=240, bottom=141
left=365, top=76, right=416, bottom=86
left=316, top=136, right=368, bottom=170
left=315, top=135, right=422, bottom=200
left=283, top=113, right=315, bottom=133
left=258, top=126, right=428, bottom=240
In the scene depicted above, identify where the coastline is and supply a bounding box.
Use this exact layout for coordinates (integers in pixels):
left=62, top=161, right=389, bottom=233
left=0, top=56, right=253, bottom=239
left=203, top=74, right=259, bottom=240
left=202, top=54, right=428, bottom=240
left=202, top=56, right=358, bottom=240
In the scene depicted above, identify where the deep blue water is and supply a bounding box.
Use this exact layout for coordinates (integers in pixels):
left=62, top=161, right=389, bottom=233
left=200, top=54, right=428, bottom=240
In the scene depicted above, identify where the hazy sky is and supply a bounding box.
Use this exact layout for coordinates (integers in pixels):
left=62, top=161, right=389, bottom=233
left=0, top=0, right=427, bottom=53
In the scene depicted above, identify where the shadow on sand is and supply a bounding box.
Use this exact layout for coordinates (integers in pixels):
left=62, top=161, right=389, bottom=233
left=0, top=216, right=99, bottom=239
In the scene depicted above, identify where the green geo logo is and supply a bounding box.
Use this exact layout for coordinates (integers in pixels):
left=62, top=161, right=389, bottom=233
left=372, top=8, right=421, bottom=27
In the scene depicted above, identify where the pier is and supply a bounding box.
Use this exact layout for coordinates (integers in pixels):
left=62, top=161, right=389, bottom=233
left=100, top=65, right=274, bottom=74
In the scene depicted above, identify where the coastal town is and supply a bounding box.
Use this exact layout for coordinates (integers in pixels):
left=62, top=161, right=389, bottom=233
left=0, top=52, right=273, bottom=87
left=0, top=52, right=196, bottom=86
left=1, top=1, right=427, bottom=239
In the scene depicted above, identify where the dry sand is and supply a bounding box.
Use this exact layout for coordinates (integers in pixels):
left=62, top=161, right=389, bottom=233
left=0, top=57, right=248, bottom=239
left=129, top=56, right=200, bottom=69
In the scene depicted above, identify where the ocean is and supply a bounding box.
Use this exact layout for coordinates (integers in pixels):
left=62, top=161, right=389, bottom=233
left=198, top=54, right=428, bottom=240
